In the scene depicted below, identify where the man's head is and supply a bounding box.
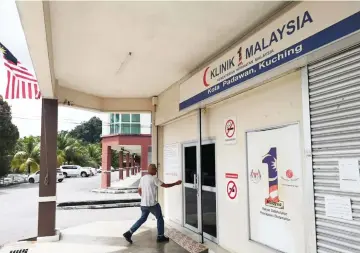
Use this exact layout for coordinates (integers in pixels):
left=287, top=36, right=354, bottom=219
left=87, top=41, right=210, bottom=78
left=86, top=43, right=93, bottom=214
left=148, top=164, right=158, bottom=175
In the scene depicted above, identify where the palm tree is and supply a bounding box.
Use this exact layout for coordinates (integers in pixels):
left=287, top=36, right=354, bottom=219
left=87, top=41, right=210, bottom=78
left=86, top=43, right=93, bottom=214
left=86, top=144, right=101, bottom=168
left=11, top=136, right=40, bottom=174
left=57, top=132, right=88, bottom=165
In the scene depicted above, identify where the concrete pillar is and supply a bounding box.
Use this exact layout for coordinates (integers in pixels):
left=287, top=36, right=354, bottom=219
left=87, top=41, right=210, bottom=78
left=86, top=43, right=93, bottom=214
left=101, top=146, right=111, bottom=188
left=131, top=156, right=134, bottom=175
left=119, top=151, right=123, bottom=180
left=126, top=153, right=130, bottom=178
left=141, top=144, right=148, bottom=176
left=38, top=98, right=58, bottom=239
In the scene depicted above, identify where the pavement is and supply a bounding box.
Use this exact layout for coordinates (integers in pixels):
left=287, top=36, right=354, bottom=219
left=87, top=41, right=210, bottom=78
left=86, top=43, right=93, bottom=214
left=0, top=172, right=142, bottom=246
left=0, top=219, right=208, bottom=253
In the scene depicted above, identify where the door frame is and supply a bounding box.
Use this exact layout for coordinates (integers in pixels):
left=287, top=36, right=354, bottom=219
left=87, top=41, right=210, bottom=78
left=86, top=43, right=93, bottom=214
left=181, top=138, right=218, bottom=243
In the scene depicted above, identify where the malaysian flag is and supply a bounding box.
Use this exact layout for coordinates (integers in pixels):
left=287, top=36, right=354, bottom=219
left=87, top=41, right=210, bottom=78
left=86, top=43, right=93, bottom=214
left=0, top=42, right=41, bottom=99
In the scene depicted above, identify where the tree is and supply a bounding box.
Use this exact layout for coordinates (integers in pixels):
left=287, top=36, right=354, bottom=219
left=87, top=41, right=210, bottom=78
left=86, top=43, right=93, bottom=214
left=57, top=132, right=92, bottom=166
left=11, top=136, right=40, bottom=174
left=0, top=98, right=19, bottom=177
left=69, top=116, right=102, bottom=144
left=86, top=144, right=101, bottom=168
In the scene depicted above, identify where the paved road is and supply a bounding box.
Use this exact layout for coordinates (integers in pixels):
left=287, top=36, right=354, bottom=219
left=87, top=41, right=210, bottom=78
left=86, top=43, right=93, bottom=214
left=0, top=172, right=141, bottom=246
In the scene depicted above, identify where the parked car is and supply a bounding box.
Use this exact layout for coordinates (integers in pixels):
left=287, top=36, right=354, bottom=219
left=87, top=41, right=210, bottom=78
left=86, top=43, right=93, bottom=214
left=83, top=167, right=97, bottom=176
left=60, top=165, right=92, bottom=178
left=98, top=167, right=115, bottom=173
left=28, top=169, right=65, bottom=183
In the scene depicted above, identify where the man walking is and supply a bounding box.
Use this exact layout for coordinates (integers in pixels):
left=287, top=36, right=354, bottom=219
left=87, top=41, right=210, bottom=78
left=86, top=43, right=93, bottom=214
left=123, top=164, right=182, bottom=243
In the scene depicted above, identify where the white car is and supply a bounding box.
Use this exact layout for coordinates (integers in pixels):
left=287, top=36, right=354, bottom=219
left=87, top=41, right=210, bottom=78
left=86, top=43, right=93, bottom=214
left=98, top=166, right=115, bottom=173
left=28, top=169, right=65, bottom=183
left=83, top=167, right=97, bottom=176
left=60, top=165, right=92, bottom=178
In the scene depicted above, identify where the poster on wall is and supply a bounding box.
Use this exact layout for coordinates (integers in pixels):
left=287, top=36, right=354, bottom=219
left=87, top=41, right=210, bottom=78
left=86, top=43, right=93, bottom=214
left=163, top=143, right=182, bottom=225
left=224, top=116, right=237, bottom=145
left=247, top=124, right=304, bottom=253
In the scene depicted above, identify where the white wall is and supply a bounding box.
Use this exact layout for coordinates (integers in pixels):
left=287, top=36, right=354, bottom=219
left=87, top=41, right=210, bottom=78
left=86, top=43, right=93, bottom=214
left=162, top=112, right=198, bottom=224
left=160, top=71, right=305, bottom=253
left=140, top=113, right=151, bottom=134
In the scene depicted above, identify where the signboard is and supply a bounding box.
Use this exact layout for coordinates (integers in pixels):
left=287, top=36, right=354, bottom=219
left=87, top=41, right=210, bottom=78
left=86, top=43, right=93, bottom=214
left=338, top=159, right=360, bottom=192
left=224, top=117, right=237, bottom=145
left=163, top=143, right=182, bottom=224
left=325, top=195, right=353, bottom=221
left=179, top=2, right=360, bottom=110
left=247, top=124, right=303, bottom=253
left=225, top=173, right=238, bottom=202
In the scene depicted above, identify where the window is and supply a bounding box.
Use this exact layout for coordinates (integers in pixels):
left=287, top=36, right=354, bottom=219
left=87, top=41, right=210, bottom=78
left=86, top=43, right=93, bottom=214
left=115, top=124, right=120, bottom=134
left=108, top=113, right=145, bottom=135
left=131, top=114, right=140, bottom=123
left=122, top=114, right=130, bottom=122
left=131, top=123, right=141, bottom=134
left=121, top=123, right=131, bottom=134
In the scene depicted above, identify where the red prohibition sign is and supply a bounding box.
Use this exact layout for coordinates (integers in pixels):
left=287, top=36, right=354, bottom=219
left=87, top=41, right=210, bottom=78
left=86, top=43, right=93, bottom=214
left=227, top=180, right=237, bottom=199
left=225, top=119, right=235, bottom=138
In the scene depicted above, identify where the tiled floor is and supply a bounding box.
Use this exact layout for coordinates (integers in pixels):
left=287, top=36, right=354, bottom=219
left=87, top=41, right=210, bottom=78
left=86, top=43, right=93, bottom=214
left=0, top=220, right=188, bottom=253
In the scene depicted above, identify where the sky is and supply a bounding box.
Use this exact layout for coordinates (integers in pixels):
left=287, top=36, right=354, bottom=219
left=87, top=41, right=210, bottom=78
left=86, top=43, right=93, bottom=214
left=0, top=0, right=104, bottom=137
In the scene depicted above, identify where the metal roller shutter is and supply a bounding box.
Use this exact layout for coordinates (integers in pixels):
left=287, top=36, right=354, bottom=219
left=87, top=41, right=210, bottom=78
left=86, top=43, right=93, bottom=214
left=308, top=45, right=360, bottom=253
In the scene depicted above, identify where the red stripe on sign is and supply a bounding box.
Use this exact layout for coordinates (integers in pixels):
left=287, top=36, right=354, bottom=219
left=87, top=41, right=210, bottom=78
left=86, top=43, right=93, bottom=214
left=225, top=173, right=238, bottom=179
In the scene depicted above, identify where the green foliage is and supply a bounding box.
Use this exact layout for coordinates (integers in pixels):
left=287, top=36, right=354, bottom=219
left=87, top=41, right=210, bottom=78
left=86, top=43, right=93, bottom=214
left=0, top=99, right=19, bottom=177
left=111, top=150, right=119, bottom=168
left=11, top=136, right=40, bottom=174
left=9, top=116, right=104, bottom=174
left=69, top=116, right=102, bottom=144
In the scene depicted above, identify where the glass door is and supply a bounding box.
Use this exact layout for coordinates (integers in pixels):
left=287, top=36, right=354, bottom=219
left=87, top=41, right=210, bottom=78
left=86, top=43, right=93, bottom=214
left=201, top=142, right=217, bottom=241
left=183, top=144, right=199, bottom=232
left=183, top=141, right=217, bottom=242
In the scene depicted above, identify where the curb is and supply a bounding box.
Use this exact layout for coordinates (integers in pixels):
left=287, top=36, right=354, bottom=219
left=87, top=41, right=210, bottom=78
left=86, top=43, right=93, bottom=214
left=57, top=202, right=140, bottom=210
left=57, top=198, right=140, bottom=207
left=91, top=187, right=138, bottom=194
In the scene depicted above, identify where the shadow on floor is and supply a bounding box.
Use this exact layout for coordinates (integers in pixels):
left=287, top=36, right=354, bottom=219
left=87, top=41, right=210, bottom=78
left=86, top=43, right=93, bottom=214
left=61, top=226, right=187, bottom=253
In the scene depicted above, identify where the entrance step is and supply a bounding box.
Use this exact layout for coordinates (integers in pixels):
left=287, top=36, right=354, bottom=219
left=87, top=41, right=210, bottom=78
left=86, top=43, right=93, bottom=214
left=166, top=228, right=208, bottom=253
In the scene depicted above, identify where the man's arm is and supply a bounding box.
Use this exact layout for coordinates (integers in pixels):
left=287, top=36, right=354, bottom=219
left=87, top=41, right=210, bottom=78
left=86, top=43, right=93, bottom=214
left=138, top=187, right=142, bottom=196
left=161, top=180, right=182, bottom=188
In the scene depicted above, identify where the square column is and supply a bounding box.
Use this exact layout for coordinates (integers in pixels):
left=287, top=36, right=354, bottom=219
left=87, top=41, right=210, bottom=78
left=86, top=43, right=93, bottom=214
left=141, top=144, right=148, bottom=176
left=125, top=153, right=130, bottom=177
left=131, top=156, right=134, bottom=175
left=101, top=146, right=111, bottom=188
left=119, top=151, right=124, bottom=180
left=38, top=99, right=58, bottom=240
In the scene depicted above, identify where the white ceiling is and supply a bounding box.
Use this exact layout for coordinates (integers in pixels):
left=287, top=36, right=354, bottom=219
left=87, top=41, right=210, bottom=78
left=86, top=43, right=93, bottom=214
left=49, top=1, right=285, bottom=98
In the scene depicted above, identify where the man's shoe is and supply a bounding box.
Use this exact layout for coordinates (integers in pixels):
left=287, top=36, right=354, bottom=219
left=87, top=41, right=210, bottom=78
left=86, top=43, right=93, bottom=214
left=157, top=235, right=170, bottom=243
left=123, top=231, right=133, bottom=244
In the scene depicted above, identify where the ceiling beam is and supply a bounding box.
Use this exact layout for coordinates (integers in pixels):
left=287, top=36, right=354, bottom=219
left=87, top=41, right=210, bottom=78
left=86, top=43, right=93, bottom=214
left=56, top=84, right=152, bottom=112
left=16, top=0, right=56, bottom=98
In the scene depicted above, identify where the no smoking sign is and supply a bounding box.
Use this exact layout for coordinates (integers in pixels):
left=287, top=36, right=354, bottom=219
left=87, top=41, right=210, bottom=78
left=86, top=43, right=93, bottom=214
left=227, top=180, right=237, bottom=200
left=226, top=173, right=239, bottom=202
left=224, top=116, right=237, bottom=145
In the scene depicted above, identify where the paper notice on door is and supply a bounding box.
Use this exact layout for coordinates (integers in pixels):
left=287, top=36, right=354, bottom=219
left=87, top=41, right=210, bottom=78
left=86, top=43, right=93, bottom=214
left=338, top=159, right=360, bottom=192
left=325, top=195, right=353, bottom=220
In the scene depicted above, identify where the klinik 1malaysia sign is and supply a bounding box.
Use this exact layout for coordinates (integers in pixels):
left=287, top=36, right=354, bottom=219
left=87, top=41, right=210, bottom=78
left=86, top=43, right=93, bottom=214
left=246, top=124, right=303, bottom=253
left=179, top=2, right=360, bottom=110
